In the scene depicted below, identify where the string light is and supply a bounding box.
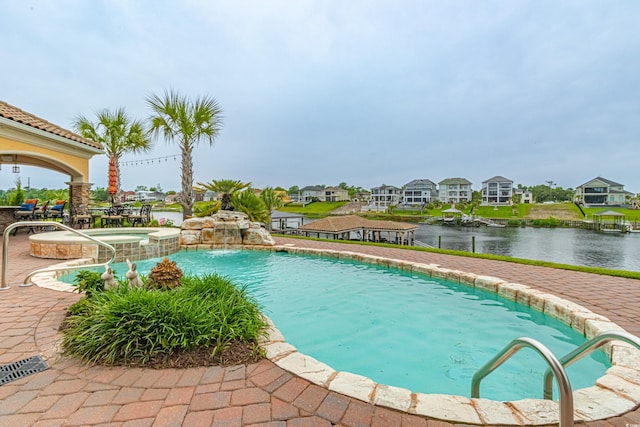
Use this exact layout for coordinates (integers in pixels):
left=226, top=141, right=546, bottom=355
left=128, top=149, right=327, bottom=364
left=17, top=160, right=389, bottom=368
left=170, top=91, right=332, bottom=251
left=120, top=154, right=179, bottom=167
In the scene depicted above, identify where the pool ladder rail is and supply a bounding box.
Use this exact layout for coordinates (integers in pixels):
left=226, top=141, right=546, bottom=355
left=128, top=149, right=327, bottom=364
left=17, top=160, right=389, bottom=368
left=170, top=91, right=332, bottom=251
left=1, top=221, right=117, bottom=290
left=471, top=331, right=640, bottom=427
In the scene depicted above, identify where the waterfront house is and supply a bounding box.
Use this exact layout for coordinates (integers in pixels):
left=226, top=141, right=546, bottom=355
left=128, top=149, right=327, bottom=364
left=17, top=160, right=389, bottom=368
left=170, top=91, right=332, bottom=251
left=402, top=179, right=438, bottom=206
left=135, top=190, right=164, bottom=202
left=323, top=186, right=350, bottom=202
left=368, top=184, right=402, bottom=210
left=121, top=191, right=136, bottom=202
left=352, top=191, right=371, bottom=203
left=300, top=185, right=324, bottom=203
left=481, top=176, right=513, bottom=205
left=438, top=178, right=472, bottom=203
left=574, top=177, right=632, bottom=206
left=514, top=188, right=534, bottom=203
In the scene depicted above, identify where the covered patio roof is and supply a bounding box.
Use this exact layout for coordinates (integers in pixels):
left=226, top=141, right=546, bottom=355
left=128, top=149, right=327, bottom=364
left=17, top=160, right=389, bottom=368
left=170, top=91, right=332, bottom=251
left=298, top=215, right=417, bottom=245
left=0, top=100, right=104, bottom=221
left=0, top=100, right=102, bottom=182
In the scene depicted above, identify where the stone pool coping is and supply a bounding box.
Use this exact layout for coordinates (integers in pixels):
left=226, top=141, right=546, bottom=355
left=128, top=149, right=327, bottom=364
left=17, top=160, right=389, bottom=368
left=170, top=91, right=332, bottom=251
left=30, top=244, right=640, bottom=425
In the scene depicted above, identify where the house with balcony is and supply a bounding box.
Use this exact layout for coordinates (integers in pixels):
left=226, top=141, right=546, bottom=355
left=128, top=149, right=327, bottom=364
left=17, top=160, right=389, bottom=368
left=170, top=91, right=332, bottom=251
left=367, top=184, right=402, bottom=210
left=514, top=188, right=534, bottom=204
left=438, top=178, right=472, bottom=203
left=574, top=177, right=632, bottom=206
left=323, top=186, right=350, bottom=202
left=300, top=185, right=324, bottom=204
left=402, top=179, right=438, bottom=206
left=481, top=176, right=513, bottom=205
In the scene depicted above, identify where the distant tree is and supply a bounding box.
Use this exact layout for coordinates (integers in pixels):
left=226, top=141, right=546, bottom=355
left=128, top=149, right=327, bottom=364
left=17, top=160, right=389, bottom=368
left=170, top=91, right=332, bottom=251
left=8, top=178, right=25, bottom=206
left=147, top=89, right=223, bottom=219
left=47, top=189, right=69, bottom=202
left=529, top=184, right=573, bottom=203
left=91, top=187, right=110, bottom=202
left=287, top=185, right=300, bottom=195
left=471, top=190, right=482, bottom=204
left=74, top=108, right=151, bottom=197
left=135, top=185, right=148, bottom=191
left=194, top=179, right=250, bottom=210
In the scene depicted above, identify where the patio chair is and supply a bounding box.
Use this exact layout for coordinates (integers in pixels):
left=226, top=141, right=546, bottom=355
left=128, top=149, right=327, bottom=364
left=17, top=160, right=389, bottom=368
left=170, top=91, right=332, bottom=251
left=32, top=200, right=50, bottom=221
left=70, top=204, right=91, bottom=229
left=47, top=200, right=66, bottom=222
left=13, top=199, right=39, bottom=221
left=128, top=204, right=151, bottom=227
left=101, top=205, right=124, bottom=227
left=12, top=199, right=39, bottom=235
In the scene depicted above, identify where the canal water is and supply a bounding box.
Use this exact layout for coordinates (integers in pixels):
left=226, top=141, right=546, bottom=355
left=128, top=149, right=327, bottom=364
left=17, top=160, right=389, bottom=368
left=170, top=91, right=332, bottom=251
left=153, top=210, right=640, bottom=272
left=414, top=225, right=640, bottom=272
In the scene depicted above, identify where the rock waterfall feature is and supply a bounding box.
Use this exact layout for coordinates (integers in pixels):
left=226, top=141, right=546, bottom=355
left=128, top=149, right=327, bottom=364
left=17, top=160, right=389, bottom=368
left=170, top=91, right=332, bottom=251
left=179, top=211, right=276, bottom=247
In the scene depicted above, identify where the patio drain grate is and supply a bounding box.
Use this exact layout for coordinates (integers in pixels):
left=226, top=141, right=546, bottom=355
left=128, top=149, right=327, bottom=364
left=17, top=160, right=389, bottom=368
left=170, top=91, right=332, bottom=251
left=0, top=355, right=49, bottom=386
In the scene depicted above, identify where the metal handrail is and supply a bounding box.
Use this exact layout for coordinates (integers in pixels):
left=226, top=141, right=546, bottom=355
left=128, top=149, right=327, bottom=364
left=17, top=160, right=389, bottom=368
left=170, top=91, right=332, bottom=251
left=471, top=337, right=573, bottom=427
left=543, top=330, right=640, bottom=399
left=1, top=221, right=116, bottom=290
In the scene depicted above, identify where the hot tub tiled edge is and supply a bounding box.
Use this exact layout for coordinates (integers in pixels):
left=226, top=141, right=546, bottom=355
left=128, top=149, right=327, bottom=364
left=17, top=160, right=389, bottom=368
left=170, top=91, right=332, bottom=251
left=29, top=227, right=181, bottom=263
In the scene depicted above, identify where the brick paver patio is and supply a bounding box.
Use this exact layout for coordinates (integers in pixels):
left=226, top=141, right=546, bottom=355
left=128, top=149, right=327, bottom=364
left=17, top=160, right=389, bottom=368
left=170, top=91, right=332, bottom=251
left=1, top=232, right=639, bottom=426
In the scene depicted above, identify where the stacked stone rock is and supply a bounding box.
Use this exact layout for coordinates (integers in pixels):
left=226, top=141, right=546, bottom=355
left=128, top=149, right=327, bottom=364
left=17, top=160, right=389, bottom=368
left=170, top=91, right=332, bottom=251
left=179, top=210, right=275, bottom=247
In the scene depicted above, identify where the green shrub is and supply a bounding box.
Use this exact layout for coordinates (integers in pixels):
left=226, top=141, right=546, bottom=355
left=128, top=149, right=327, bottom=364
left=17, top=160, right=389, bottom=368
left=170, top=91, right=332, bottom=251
left=530, top=218, right=561, bottom=228
left=73, top=270, right=105, bottom=298
left=62, top=273, right=266, bottom=365
left=66, top=297, right=95, bottom=317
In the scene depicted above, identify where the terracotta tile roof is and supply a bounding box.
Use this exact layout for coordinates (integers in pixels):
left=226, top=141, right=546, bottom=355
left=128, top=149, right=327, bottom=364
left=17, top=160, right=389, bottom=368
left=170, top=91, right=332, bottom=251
left=299, top=215, right=417, bottom=233
left=0, top=100, right=102, bottom=150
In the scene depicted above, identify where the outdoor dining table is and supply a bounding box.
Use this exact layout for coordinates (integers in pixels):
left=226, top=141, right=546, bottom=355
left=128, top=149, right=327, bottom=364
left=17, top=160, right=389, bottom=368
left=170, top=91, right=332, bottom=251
left=92, top=205, right=136, bottom=227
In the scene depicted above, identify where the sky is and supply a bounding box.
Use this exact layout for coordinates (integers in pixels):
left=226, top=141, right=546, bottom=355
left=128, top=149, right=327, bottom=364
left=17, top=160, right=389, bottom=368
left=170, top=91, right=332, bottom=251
left=1, top=0, right=639, bottom=194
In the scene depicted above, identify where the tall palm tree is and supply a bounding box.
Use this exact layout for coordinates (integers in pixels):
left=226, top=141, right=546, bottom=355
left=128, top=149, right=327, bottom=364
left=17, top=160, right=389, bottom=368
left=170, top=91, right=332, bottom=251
left=74, top=108, right=151, bottom=199
left=147, top=90, right=223, bottom=219
left=195, top=179, right=250, bottom=211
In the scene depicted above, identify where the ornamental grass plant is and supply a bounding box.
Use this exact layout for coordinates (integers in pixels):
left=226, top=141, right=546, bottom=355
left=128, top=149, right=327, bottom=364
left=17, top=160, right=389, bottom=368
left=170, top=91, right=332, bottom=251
left=62, top=273, right=267, bottom=365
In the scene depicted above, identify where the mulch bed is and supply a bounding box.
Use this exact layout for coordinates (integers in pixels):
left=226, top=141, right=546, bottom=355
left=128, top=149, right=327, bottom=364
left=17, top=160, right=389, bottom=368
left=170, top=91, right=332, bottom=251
left=133, top=340, right=264, bottom=369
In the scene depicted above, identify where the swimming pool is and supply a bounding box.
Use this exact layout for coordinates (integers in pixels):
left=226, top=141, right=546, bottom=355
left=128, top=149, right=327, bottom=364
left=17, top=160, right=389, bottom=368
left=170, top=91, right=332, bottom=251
left=94, top=249, right=609, bottom=402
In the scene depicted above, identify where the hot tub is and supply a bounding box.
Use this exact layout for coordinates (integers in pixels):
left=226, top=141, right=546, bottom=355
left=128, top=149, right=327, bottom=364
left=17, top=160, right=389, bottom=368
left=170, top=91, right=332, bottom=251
left=29, top=227, right=181, bottom=263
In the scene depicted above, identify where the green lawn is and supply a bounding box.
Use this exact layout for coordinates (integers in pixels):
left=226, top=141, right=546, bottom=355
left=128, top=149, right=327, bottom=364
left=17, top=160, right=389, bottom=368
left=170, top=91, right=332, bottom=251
left=279, top=201, right=347, bottom=217
left=582, top=206, right=640, bottom=222
left=280, top=200, right=640, bottom=222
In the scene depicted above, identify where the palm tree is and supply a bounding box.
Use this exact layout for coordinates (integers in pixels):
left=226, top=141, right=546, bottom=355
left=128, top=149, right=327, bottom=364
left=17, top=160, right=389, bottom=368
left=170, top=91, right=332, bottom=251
left=260, top=187, right=285, bottom=230
left=74, top=108, right=151, bottom=199
left=194, top=179, right=250, bottom=211
left=232, top=189, right=268, bottom=223
left=147, top=89, right=223, bottom=219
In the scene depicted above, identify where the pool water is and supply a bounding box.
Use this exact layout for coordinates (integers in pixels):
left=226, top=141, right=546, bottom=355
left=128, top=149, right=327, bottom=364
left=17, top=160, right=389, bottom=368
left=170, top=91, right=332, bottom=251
left=73, top=249, right=610, bottom=401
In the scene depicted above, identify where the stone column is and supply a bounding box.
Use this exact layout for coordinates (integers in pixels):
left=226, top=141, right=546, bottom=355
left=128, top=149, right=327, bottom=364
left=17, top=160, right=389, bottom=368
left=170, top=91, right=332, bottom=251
left=67, top=181, right=93, bottom=209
